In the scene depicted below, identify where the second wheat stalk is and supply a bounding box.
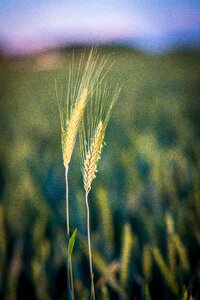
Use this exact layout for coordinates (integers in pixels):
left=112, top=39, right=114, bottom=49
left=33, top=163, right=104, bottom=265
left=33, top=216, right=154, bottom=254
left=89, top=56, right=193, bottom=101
left=80, top=83, right=120, bottom=300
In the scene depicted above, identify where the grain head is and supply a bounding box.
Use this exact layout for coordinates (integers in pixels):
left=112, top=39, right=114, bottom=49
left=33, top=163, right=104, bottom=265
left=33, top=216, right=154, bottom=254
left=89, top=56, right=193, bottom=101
left=63, top=87, right=88, bottom=166
left=80, top=81, right=120, bottom=193
left=56, top=48, right=109, bottom=168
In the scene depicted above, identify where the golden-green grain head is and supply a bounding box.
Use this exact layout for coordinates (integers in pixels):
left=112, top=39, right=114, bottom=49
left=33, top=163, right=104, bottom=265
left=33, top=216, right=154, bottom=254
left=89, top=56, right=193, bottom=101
left=80, top=81, right=121, bottom=193
left=63, top=88, right=88, bottom=167
left=166, top=213, right=176, bottom=273
left=119, top=223, right=134, bottom=290
left=96, top=186, right=114, bottom=253
left=152, top=247, right=178, bottom=294
left=142, top=245, right=152, bottom=282
left=166, top=213, right=175, bottom=235
left=182, top=287, right=195, bottom=300
left=165, top=213, right=190, bottom=272
left=83, top=120, right=104, bottom=193
left=56, top=48, right=109, bottom=168
left=172, top=234, right=190, bottom=272
left=167, top=238, right=176, bottom=274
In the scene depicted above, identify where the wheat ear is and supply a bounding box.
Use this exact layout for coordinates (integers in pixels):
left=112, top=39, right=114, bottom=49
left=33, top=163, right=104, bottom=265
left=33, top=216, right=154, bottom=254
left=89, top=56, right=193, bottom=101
left=83, top=121, right=104, bottom=193
left=63, top=88, right=88, bottom=167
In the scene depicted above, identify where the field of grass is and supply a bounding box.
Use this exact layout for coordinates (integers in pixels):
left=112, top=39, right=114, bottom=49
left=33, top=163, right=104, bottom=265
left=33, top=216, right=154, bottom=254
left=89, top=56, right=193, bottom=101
left=0, top=46, right=200, bottom=299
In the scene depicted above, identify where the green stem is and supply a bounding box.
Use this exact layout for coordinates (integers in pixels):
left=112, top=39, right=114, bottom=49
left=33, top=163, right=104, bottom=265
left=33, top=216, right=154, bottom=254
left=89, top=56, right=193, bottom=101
left=65, top=166, right=75, bottom=299
left=85, top=191, right=96, bottom=300
left=65, top=166, right=70, bottom=236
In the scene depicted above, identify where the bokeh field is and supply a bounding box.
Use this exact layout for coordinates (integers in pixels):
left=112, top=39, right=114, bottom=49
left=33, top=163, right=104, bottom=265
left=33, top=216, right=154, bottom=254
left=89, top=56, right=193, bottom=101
left=0, top=47, right=200, bottom=299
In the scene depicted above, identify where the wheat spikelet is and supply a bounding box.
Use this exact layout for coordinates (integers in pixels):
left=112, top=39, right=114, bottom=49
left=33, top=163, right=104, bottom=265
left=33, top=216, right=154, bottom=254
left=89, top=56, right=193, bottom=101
left=167, top=238, right=176, bottom=274
left=96, top=186, right=114, bottom=254
left=166, top=214, right=176, bottom=273
left=166, top=214, right=190, bottom=272
left=152, top=247, right=178, bottom=294
left=142, top=245, right=152, bottom=282
left=172, top=234, right=190, bottom=272
left=166, top=213, right=175, bottom=235
left=83, top=121, right=104, bottom=193
left=119, top=223, right=134, bottom=290
left=80, top=81, right=121, bottom=192
left=63, top=88, right=88, bottom=167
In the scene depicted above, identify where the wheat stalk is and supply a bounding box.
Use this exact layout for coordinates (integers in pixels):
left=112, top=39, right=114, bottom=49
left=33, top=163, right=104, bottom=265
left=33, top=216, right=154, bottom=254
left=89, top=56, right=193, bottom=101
left=56, top=49, right=109, bottom=235
left=80, top=81, right=120, bottom=300
left=56, top=48, right=109, bottom=300
left=80, top=82, right=120, bottom=192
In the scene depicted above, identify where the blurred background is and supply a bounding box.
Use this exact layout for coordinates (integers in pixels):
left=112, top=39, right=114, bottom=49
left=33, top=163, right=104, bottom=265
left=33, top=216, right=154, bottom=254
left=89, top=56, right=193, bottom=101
left=0, top=1, right=200, bottom=299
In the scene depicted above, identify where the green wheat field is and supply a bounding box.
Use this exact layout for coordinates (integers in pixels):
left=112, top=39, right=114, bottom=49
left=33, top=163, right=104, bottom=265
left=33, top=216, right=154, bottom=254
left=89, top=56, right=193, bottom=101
left=0, top=46, right=200, bottom=299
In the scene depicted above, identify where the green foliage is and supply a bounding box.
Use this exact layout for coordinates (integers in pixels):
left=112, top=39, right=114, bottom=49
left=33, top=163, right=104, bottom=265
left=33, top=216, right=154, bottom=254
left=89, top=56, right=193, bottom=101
left=68, top=228, right=77, bottom=258
left=0, top=47, right=200, bottom=299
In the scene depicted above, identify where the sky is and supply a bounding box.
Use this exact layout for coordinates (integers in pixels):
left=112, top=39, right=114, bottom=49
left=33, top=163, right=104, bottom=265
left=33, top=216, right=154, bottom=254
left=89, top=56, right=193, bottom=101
left=0, top=0, right=200, bottom=54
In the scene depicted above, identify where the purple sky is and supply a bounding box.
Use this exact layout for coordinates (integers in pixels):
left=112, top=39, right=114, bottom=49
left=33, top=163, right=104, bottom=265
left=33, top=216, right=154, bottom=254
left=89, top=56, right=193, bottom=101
left=0, top=0, right=200, bottom=54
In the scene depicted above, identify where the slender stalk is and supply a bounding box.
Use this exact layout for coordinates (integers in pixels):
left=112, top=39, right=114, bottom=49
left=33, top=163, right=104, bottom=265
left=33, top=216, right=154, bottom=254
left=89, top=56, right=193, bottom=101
left=69, top=257, right=74, bottom=299
left=65, top=166, right=75, bottom=299
left=65, top=166, right=70, bottom=236
left=85, top=192, right=96, bottom=300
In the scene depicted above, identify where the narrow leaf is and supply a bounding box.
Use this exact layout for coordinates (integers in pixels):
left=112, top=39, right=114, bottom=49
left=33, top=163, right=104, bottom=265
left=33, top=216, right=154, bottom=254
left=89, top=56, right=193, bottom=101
left=68, top=228, right=77, bottom=258
left=66, top=259, right=74, bottom=300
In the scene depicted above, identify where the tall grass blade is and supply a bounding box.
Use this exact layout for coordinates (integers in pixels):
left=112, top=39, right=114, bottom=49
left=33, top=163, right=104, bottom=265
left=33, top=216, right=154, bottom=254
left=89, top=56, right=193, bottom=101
left=119, top=224, right=134, bottom=291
